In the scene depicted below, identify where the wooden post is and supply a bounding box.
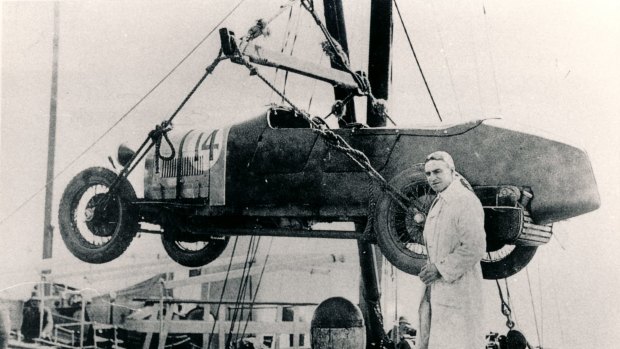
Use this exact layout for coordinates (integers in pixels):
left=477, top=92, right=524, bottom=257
left=322, top=0, right=357, bottom=125
left=218, top=305, right=226, bottom=349
left=42, top=0, right=60, bottom=260
left=366, top=0, right=393, bottom=127
left=143, top=332, right=153, bottom=349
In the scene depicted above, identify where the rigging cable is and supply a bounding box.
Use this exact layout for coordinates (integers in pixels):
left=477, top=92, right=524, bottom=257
left=306, top=53, right=325, bottom=112
left=494, top=277, right=515, bottom=329
left=270, top=3, right=297, bottom=103
left=480, top=1, right=503, bottom=115
left=226, top=236, right=262, bottom=347
left=393, top=0, right=443, bottom=122
left=537, top=255, right=544, bottom=348
left=504, top=277, right=520, bottom=326
left=227, top=237, right=257, bottom=333
left=240, top=237, right=275, bottom=338
left=299, top=0, right=398, bottom=126
left=0, top=0, right=248, bottom=226
left=281, top=2, right=304, bottom=102
left=463, top=3, right=486, bottom=119
left=237, top=56, right=413, bottom=211
left=428, top=1, right=463, bottom=121
left=206, top=236, right=240, bottom=349
left=525, top=266, right=543, bottom=347
left=548, top=247, right=566, bottom=348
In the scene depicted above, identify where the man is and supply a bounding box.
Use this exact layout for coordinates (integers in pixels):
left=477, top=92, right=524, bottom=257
left=394, top=316, right=416, bottom=349
left=20, top=293, right=53, bottom=342
left=0, top=306, right=9, bottom=349
left=417, top=151, right=486, bottom=349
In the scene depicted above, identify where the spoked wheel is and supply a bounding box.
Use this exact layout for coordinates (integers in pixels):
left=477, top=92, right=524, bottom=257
left=374, top=164, right=437, bottom=275
left=161, top=234, right=229, bottom=268
left=374, top=165, right=538, bottom=279
left=58, top=167, right=138, bottom=263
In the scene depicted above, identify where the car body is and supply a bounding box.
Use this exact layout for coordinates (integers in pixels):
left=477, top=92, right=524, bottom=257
left=59, top=105, right=600, bottom=279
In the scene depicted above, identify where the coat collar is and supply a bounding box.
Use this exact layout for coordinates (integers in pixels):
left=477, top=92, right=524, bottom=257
left=436, top=177, right=462, bottom=202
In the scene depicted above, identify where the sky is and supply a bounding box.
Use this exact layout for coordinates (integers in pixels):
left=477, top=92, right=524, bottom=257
left=1, top=0, right=619, bottom=348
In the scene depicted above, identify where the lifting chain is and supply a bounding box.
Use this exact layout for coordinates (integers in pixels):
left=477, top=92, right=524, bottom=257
left=234, top=52, right=422, bottom=215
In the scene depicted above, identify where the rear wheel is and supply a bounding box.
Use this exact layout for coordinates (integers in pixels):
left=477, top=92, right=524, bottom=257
left=482, top=245, right=537, bottom=279
left=58, top=167, right=138, bottom=264
left=374, top=165, right=537, bottom=279
left=374, top=165, right=437, bottom=275
left=161, top=234, right=229, bottom=268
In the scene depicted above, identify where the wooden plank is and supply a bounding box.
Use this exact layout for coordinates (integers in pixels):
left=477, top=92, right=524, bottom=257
left=142, top=332, right=153, bottom=349
left=240, top=42, right=359, bottom=90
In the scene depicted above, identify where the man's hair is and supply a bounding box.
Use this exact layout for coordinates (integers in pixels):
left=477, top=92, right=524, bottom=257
left=424, top=151, right=455, bottom=171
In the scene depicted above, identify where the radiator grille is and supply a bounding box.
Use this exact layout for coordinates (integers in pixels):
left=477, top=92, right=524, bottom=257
left=160, top=155, right=205, bottom=178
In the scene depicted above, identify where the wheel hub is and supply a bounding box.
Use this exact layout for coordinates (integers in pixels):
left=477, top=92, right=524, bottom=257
left=84, top=208, right=95, bottom=222
left=84, top=193, right=119, bottom=237
left=412, top=210, right=426, bottom=224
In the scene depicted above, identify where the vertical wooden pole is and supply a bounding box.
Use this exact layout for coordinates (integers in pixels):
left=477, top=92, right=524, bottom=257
left=43, top=1, right=60, bottom=260
left=322, top=0, right=357, bottom=125
left=366, top=0, right=393, bottom=127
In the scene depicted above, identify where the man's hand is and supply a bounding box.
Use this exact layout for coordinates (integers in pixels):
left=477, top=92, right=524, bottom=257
left=419, top=263, right=441, bottom=285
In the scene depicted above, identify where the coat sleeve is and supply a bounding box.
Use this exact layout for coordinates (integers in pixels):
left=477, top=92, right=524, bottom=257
left=435, top=195, right=486, bottom=282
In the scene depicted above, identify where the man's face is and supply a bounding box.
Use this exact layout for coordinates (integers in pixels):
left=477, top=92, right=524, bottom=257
left=424, top=160, right=454, bottom=192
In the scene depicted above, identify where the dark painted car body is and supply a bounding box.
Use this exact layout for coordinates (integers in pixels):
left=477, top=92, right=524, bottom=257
left=142, top=107, right=599, bottom=225
left=58, top=106, right=599, bottom=279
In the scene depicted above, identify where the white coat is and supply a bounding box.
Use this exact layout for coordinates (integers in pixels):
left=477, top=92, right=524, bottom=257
left=420, top=179, right=486, bottom=349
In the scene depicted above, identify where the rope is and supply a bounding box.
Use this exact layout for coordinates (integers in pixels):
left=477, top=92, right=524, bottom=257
left=393, top=0, right=442, bottom=122
left=0, top=0, right=246, bottom=226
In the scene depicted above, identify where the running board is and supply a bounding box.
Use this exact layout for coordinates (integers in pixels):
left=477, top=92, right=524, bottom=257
left=219, top=28, right=361, bottom=91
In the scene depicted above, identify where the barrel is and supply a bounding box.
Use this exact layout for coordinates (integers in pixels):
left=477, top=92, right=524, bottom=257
left=310, top=297, right=366, bottom=349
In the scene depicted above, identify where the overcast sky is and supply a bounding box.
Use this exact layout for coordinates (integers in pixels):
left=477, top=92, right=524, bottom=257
left=1, top=0, right=619, bottom=347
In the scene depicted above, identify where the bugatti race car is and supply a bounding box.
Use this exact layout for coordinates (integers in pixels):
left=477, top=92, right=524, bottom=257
left=58, top=105, right=599, bottom=279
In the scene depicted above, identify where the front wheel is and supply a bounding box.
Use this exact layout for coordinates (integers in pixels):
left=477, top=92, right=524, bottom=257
left=58, top=167, right=138, bottom=264
left=161, top=235, right=229, bottom=268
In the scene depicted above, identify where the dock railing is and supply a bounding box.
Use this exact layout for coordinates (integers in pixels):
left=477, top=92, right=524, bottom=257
left=125, top=299, right=316, bottom=349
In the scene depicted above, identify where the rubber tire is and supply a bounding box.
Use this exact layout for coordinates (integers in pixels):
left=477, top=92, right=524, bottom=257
left=374, top=165, right=538, bottom=280
left=161, top=235, right=229, bottom=268
left=482, top=246, right=537, bottom=279
left=374, top=164, right=433, bottom=276
left=58, top=167, right=138, bottom=264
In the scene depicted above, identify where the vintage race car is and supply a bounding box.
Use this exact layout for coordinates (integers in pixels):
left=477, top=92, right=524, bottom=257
left=58, top=105, right=600, bottom=279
